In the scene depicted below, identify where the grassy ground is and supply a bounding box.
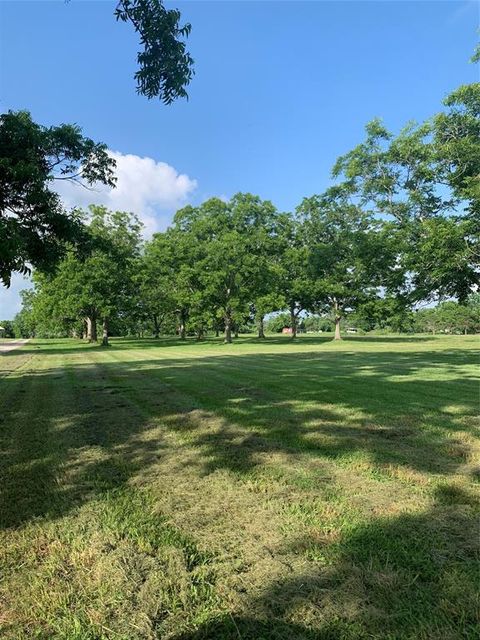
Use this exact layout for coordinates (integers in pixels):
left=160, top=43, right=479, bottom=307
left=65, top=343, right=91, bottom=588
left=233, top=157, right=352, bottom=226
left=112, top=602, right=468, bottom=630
left=0, top=334, right=478, bottom=639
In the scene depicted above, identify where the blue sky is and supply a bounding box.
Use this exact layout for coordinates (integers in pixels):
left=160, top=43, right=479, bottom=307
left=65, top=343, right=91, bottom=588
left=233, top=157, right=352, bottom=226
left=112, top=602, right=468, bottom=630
left=0, top=0, right=478, bottom=318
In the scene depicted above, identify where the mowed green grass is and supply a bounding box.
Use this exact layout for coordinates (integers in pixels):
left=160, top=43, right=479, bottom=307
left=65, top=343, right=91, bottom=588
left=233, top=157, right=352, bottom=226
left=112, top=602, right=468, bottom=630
left=0, top=334, right=478, bottom=639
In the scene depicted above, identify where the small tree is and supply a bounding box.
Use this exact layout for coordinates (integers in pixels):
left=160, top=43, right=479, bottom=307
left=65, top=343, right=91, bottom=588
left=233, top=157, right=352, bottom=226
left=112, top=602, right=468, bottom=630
left=0, top=321, right=15, bottom=338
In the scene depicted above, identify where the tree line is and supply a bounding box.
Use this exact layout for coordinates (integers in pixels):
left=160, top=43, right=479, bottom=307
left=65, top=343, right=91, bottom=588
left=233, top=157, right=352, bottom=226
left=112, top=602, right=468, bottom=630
left=263, top=297, right=480, bottom=336
left=5, top=80, right=480, bottom=344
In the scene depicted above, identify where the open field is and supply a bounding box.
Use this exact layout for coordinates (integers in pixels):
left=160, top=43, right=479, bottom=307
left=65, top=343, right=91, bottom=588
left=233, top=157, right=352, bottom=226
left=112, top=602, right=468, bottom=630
left=0, top=335, right=478, bottom=639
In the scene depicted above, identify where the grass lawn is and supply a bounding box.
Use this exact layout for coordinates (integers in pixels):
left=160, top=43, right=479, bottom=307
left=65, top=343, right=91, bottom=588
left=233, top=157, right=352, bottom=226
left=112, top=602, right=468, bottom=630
left=0, top=334, right=478, bottom=639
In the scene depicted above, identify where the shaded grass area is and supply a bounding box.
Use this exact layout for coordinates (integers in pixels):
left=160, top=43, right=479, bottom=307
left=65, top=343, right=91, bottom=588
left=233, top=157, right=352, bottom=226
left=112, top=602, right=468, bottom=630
left=0, top=335, right=478, bottom=639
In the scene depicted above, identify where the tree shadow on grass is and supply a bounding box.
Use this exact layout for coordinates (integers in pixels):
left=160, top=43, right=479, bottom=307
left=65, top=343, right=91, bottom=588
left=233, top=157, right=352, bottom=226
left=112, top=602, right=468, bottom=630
left=1, top=335, right=246, bottom=357
left=0, top=343, right=477, bottom=531
left=1, top=333, right=441, bottom=358
left=0, top=368, right=164, bottom=528
left=0, top=342, right=478, bottom=638
left=174, top=485, right=479, bottom=640
left=119, top=346, right=478, bottom=477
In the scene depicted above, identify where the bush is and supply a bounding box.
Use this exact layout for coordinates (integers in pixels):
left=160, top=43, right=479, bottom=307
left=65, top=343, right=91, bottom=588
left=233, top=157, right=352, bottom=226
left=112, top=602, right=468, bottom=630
left=0, top=320, right=15, bottom=338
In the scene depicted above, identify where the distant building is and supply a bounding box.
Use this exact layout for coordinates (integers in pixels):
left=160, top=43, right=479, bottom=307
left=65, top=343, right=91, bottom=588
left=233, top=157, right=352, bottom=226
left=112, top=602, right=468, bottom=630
left=0, top=326, right=5, bottom=338
left=282, top=327, right=293, bottom=334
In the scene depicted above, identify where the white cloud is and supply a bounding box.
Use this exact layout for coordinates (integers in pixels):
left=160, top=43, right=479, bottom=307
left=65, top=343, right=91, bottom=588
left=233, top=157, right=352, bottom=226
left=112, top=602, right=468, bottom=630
left=55, top=151, right=197, bottom=235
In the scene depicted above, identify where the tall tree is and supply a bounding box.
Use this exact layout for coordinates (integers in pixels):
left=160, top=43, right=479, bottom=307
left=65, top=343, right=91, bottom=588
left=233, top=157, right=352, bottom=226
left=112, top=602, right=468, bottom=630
left=0, top=111, right=115, bottom=287
left=138, top=232, right=181, bottom=338
left=173, top=194, right=280, bottom=343
left=88, top=206, right=143, bottom=344
left=298, top=191, right=387, bottom=340
left=276, top=213, right=314, bottom=339
left=145, top=227, right=201, bottom=340
left=12, top=289, right=37, bottom=338
left=431, top=82, right=480, bottom=300
left=250, top=210, right=286, bottom=339
left=331, top=81, right=480, bottom=303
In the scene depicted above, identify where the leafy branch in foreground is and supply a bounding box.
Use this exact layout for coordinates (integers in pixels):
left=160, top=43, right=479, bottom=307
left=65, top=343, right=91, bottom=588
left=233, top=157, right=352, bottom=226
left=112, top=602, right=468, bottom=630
left=115, top=0, right=194, bottom=103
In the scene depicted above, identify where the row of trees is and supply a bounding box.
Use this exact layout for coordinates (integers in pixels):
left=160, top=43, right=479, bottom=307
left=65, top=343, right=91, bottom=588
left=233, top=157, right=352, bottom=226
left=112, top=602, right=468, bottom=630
left=9, top=80, right=480, bottom=343
left=263, top=296, right=479, bottom=336
left=413, top=299, right=480, bottom=335
left=8, top=290, right=479, bottom=340
left=11, top=260, right=480, bottom=339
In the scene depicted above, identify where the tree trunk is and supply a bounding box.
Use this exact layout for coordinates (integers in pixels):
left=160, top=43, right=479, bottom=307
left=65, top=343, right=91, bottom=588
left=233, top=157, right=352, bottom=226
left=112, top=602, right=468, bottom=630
left=86, top=315, right=97, bottom=342
left=178, top=310, right=186, bottom=340
left=334, top=316, right=342, bottom=340
left=234, top=326, right=239, bottom=339
left=86, top=317, right=92, bottom=341
left=196, top=326, right=204, bottom=341
left=224, top=312, right=233, bottom=343
left=333, top=299, right=342, bottom=340
left=257, top=315, right=265, bottom=339
left=101, top=317, right=109, bottom=347
left=215, top=326, right=219, bottom=337
left=153, top=315, right=160, bottom=338
left=290, top=307, right=297, bottom=339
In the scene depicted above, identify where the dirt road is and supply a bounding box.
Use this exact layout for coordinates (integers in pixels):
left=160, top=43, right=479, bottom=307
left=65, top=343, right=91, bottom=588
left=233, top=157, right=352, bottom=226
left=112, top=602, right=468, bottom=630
left=0, top=339, right=29, bottom=353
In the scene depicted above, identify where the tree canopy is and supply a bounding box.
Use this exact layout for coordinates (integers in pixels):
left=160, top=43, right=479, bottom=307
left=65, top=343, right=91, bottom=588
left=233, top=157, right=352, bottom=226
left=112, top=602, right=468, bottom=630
left=30, top=206, right=142, bottom=345
left=0, top=111, right=116, bottom=287
left=332, top=82, right=480, bottom=303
